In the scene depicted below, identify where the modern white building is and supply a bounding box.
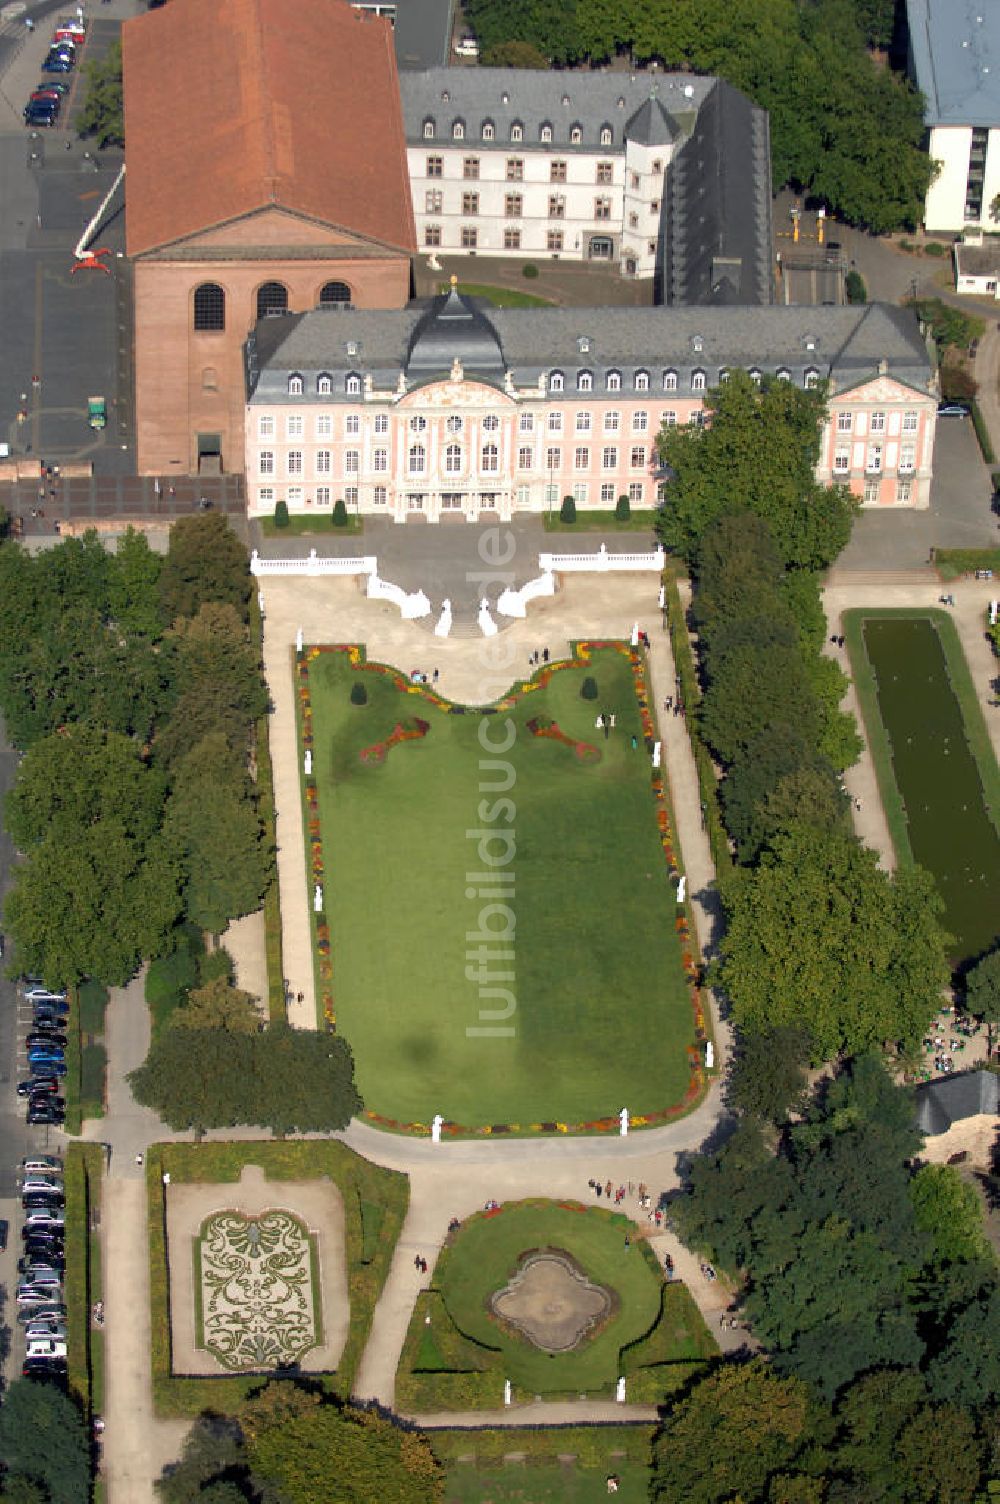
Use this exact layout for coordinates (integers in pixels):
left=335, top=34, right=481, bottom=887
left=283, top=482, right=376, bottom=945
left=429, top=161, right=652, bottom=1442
left=399, top=69, right=772, bottom=289
left=907, top=0, right=1000, bottom=232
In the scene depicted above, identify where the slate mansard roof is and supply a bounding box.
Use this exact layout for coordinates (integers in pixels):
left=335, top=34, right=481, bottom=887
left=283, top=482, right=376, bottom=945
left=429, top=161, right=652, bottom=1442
left=914, top=1070, right=999, bottom=1136
left=246, top=295, right=934, bottom=402
left=906, top=0, right=1000, bottom=128
left=398, top=68, right=711, bottom=151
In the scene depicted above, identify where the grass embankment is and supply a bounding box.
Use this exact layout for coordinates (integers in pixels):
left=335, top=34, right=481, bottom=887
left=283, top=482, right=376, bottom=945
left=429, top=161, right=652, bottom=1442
left=145, top=1141, right=407, bottom=1415
left=396, top=1200, right=715, bottom=1409
left=542, top=510, right=657, bottom=534
left=65, top=1143, right=105, bottom=1420
left=933, top=547, right=1000, bottom=580
left=259, top=514, right=364, bottom=537
left=436, top=281, right=553, bottom=308
left=303, top=647, right=695, bottom=1126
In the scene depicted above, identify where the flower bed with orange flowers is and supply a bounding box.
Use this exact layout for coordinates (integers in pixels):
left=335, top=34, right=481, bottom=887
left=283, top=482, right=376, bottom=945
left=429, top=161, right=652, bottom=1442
left=295, top=640, right=712, bottom=1134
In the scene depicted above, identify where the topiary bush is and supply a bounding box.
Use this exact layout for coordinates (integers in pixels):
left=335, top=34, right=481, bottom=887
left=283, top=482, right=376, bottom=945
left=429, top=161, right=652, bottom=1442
left=350, top=681, right=368, bottom=706
left=845, top=270, right=867, bottom=304
left=615, top=493, right=631, bottom=521
left=581, top=676, right=598, bottom=700
left=522, top=263, right=539, bottom=279
left=273, top=499, right=289, bottom=529
left=560, top=494, right=576, bottom=524
left=332, top=498, right=348, bottom=527
left=923, top=240, right=948, bottom=256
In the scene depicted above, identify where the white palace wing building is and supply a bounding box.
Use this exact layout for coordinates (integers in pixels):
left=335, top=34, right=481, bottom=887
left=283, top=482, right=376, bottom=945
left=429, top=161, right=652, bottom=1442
left=244, top=290, right=939, bottom=522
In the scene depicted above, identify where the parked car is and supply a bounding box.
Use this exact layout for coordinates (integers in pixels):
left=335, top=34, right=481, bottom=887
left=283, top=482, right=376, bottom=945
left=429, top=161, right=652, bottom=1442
left=27, top=1048, right=65, bottom=1065
left=23, top=1195, right=65, bottom=1213
left=28, top=1095, right=65, bottom=1113
left=17, top=1302, right=66, bottom=1326
left=25, top=1338, right=67, bottom=1360
left=27, top=1033, right=67, bottom=1050
left=17, top=1280, right=62, bottom=1304
left=34, top=80, right=69, bottom=96
left=29, top=1059, right=66, bottom=1078
left=21, top=1156, right=62, bottom=1175
left=18, top=1077, right=59, bottom=1097
left=23, top=1242, right=64, bottom=1265
left=53, top=19, right=85, bottom=39
left=937, top=402, right=970, bottom=417
left=21, top=1356, right=67, bottom=1382
left=39, top=58, right=72, bottom=75
left=20, top=1175, right=63, bottom=1194
left=27, top=1105, right=66, bottom=1126
left=0, top=1219, right=7, bottom=1252
left=18, top=1257, right=65, bottom=1278
left=24, top=988, right=67, bottom=1003
left=23, top=1212, right=65, bottom=1232
left=24, top=103, right=60, bottom=124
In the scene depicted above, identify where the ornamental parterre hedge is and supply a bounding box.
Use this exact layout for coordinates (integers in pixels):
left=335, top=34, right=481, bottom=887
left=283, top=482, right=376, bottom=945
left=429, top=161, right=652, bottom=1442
left=295, top=641, right=711, bottom=1136
left=145, top=1140, right=407, bottom=1415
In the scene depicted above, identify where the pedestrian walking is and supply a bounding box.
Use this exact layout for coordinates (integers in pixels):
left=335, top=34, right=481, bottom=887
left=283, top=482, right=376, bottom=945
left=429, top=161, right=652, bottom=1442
left=414, top=1254, right=422, bottom=1271
left=630, top=734, right=638, bottom=749
left=432, top=668, right=439, bottom=684
left=542, top=647, right=549, bottom=663
left=135, top=1153, right=143, bottom=1168
left=605, top=1179, right=613, bottom=1198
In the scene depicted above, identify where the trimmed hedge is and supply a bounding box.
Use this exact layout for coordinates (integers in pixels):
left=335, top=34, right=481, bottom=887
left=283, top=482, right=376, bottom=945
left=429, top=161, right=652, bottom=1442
left=145, top=1140, right=407, bottom=1415
left=80, top=1042, right=107, bottom=1120
left=661, top=566, right=733, bottom=879
left=62, top=987, right=83, bottom=1137
left=250, top=595, right=286, bottom=1024
left=427, top=1424, right=655, bottom=1467
left=64, top=1143, right=104, bottom=1417
left=933, top=547, right=1000, bottom=581
left=971, top=399, right=996, bottom=465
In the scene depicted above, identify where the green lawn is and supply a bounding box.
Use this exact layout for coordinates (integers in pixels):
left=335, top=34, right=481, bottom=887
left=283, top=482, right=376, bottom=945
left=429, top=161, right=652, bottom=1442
left=259, top=513, right=364, bottom=537
left=437, top=281, right=554, bottom=308
left=396, top=1200, right=715, bottom=1407
left=303, top=646, right=695, bottom=1127
left=542, top=510, right=659, bottom=535
left=446, top=1460, right=651, bottom=1503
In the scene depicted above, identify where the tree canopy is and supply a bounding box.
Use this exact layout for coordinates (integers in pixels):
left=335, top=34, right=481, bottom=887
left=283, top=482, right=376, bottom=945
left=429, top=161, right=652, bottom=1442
left=78, top=39, right=123, bottom=147
left=655, top=370, right=857, bottom=568
left=716, top=822, right=950, bottom=1058
left=0, top=1380, right=91, bottom=1504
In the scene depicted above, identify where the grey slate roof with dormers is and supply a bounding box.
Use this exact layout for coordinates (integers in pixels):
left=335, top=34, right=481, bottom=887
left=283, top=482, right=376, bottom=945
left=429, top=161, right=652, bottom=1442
left=906, top=0, right=1000, bottom=127
left=245, top=298, right=933, bottom=402
left=398, top=67, right=710, bottom=151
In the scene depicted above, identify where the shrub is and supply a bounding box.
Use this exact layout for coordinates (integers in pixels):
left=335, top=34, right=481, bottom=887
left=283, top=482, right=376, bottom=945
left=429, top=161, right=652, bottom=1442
left=940, top=364, right=978, bottom=402
left=332, top=498, right=348, bottom=527
left=522, top=263, right=539, bottom=279
left=615, top=493, right=631, bottom=521
left=350, top=681, right=368, bottom=706
left=199, top=946, right=234, bottom=986
left=273, top=499, right=289, bottom=529
left=560, top=494, right=576, bottom=524
left=581, top=676, right=599, bottom=700
left=845, top=269, right=867, bottom=304
left=78, top=979, right=109, bottom=1036
left=923, top=240, right=948, bottom=256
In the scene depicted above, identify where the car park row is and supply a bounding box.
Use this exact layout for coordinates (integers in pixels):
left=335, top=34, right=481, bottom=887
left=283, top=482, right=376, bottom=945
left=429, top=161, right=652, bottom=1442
left=23, top=18, right=86, bottom=129
left=14, top=1154, right=68, bottom=1382
left=19, top=985, right=69, bottom=1128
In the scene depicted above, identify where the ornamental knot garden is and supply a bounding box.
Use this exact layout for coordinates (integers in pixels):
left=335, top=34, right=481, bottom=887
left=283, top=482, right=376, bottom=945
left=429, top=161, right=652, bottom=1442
left=196, top=1209, right=321, bottom=1372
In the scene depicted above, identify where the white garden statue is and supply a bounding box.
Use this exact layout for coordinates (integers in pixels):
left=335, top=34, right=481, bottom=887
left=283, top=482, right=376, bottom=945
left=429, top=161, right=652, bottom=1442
left=504, top=1379, right=512, bottom=1406
left=616, top=1376, right=626, bottom=1403
left=705, top=1041, right=715, bottom=1070
left=295, top=627, right=304, bottom=654
left=652, top=740, right=661, bottom=768
left=304, top=749, right=312, bottom=776
left=431, top=1113, right=444, bottom=1143
left=630, top=621, right=640, bottom=647
left=677, top=874, right=686, bottom=904
left=619, top=1106, right=629, bottom=1136
left=314, top=884, right=323, bottom=913
left=434, top=598, right=453, bottom=638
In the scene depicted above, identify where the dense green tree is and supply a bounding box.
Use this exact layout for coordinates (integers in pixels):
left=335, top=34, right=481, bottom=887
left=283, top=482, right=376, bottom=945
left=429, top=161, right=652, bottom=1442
left=156, top=605, right=268, bottom=765
left=107, top=526, right=166, bottom=640
left=155, top=1414, right=252, bottom=1504
left=174, top=976, right=262, bottom=1034
left=158, top=514, right=251, bottom=625
left=729, top=1022, right=812, bottom=1123
left=911, top=298, right=986, bottom=355
left=700, top=642, right=819, bottom=766
left=759, top=762, right=851, bottom=849
left=247, top=1394, right=444, bottom=1504
left=716, top=823, right=949, bottom=1057
left=924, top=1280, right=1000, bottom=1409
left=0, top=1381, right=90, bottom=1504
left=651, top=1360, right=819, bottom=1504
left=130, top=1023, right=362, bottom=1133
left=78, top=38, right=123, bottom=146
left=163, top=734, right=272, bottom=934
left=965, top=946, right=1000, bottom=1052
left=6, top=726, right=164, bottom=852
left=911, top=1165, right=990, bottom=1266
left=721, top=724, right=829, bottom=861
left=656, top=372, right=857, bottom=567
left=692, top=512, right=786, bottom=634
left=0, top=1478, right=47, bottom=1504
left=481, top=38, right=548, bottom=65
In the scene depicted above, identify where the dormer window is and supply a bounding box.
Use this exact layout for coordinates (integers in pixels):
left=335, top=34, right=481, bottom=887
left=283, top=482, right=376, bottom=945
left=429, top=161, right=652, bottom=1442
left=453, top=119, right=465, bottom=140
left=422, top=118, right=434, bottom=139
left=804, top=367, right=820, bottom=389
left=317, top=374, right=332, bottom=395
left=288, top=374, right=303, bottom=396
left=561, top=94, right=570, bottom=106
left=606, top=369, right=621, bottom=391
left=802, top=334, right=818, bottom=351
left=749, top=367, right=762, bottom=385
left=634, top=369, right=650, bottom=391
left=776, top=366, right=791, bottom=382
left=577, top=336, right=591, bottom=355
left=617, top=96, right=626, bottom=108
left=663, top=368, right=677, bottom=391
left=578, top=370, right=593, bottom=392
left=345, top=372, right=362, bottom=395
left=599, top=124, right=613, bottom=145
left=718, top=367, right=729, bottom=383
left=691, top=335, right=703, bottom=353
left=570, top=123, right=582, bottom=144
left=501, top=90, right=510, bottom=103
left=691, top=369, right=706, bottom=392
left=482, top=119, right=495, bottom=141
left=540, top=121, right=553, bottom=143
left=440, top=89, right=450, bottom=102
left=510, top=120, right=523, bottom=142
left=549, top=369, right=564, bottom=392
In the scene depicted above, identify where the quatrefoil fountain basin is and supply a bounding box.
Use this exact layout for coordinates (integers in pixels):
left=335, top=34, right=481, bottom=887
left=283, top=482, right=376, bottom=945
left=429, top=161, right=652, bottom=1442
left=491, top=1251, right=613, bottom=1352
